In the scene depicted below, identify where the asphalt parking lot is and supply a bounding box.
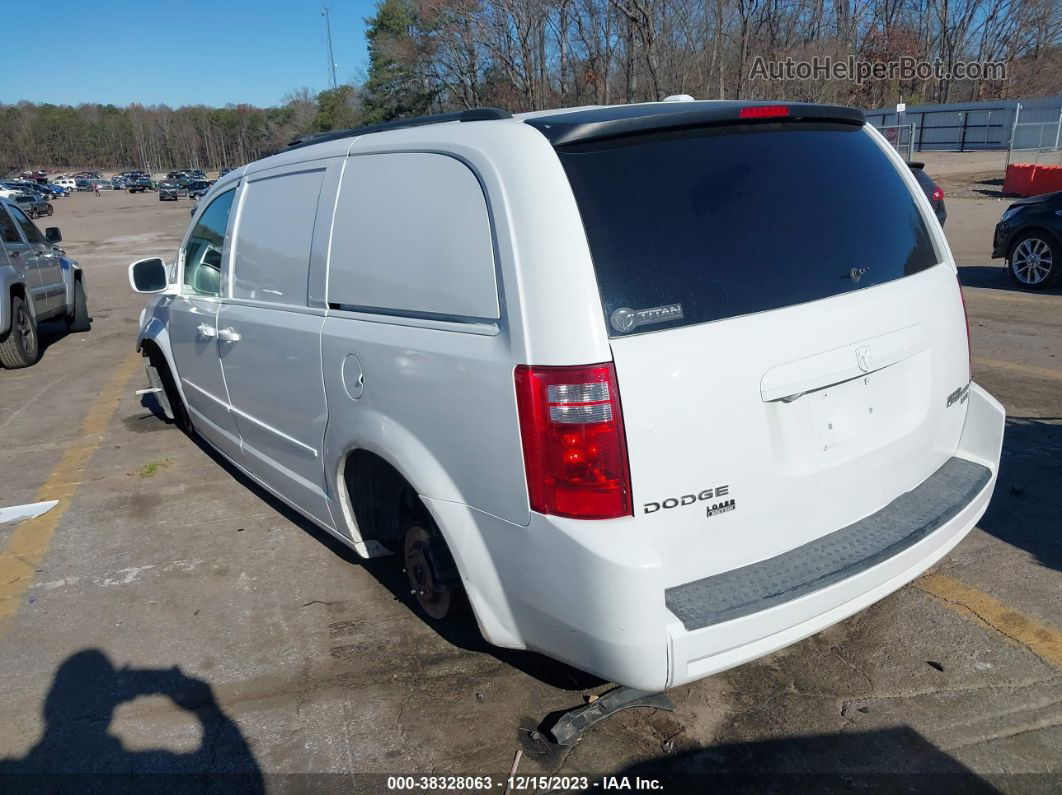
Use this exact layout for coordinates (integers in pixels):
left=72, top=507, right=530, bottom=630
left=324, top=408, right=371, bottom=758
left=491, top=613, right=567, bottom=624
left=1, top=185, right=1060, bottom=791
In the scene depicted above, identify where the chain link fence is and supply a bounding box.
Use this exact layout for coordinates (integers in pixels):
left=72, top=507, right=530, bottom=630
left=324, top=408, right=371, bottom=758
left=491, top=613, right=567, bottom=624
left=1007, top=102, right=1062, bottom=166
left=866, top=97, right=1062, bottom=164
left=878, top=123, right=917, bottom=161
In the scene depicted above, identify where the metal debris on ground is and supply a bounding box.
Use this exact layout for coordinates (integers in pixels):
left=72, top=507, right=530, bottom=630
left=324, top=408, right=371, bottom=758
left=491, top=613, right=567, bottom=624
left=0, top=500, right=58, bottom=526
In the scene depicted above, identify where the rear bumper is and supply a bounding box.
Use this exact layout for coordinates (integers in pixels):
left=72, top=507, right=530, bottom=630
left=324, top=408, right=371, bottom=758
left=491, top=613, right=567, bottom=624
left=669, top=382, right=1004, bottom=688
left=426, top=383, right=1005, bottom=692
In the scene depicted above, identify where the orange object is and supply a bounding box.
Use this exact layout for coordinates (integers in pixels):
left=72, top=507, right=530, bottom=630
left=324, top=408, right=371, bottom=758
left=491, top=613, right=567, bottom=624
left=1004, top=163, right=1062, bottom=197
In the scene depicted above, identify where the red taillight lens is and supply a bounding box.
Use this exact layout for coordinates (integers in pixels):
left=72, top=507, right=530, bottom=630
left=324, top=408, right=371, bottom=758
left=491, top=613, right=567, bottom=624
left=514, top=363, right=632, bottom=520
left=932, top=187, right=945, bottom=201
left=739, top=105, right=789, bottom=119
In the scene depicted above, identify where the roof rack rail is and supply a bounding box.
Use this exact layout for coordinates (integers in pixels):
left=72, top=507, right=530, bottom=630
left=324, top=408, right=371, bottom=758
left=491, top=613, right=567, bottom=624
left=286, top=107, right=513, bottom=150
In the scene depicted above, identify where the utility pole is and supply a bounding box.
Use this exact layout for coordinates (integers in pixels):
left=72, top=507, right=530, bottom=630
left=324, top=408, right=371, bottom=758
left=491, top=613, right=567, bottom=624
left=322, top=7, right=338, bottom=90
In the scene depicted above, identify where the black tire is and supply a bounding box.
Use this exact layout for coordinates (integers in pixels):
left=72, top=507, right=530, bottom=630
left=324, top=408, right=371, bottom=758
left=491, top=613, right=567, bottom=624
left=146, top=347, right=192, bottom=432
left=0, top=295, right=40, bottom=369
left=1008, top=231, right=1060, bottom=289
left=64, top=278, right=90, bottom=332
left=402, top=514, right=461, bottom=621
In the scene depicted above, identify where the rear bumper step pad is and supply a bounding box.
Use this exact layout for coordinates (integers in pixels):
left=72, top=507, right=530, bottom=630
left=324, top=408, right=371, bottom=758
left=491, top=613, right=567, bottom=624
left=665, top=457, right=991, bottom=632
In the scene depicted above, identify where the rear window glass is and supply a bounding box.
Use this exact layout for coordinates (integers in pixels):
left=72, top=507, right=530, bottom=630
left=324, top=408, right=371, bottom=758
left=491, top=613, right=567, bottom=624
left=558, top=123, right=939, bottom=336
left=911, top=168, right=935, bottom=194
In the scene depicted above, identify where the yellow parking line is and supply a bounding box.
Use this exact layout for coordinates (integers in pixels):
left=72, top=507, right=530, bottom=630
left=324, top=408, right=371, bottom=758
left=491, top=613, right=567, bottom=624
left=916, top=573, right=1062, bottom=670
left=0, top=350, right=141, bottom=628
left=972, top=357, right=1062, bottom=382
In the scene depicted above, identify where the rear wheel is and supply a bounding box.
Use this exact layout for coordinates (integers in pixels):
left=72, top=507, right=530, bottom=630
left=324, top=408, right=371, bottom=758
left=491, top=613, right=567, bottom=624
left=64, top=278, right=90, bottom=332
left=402, top=517, right=460, bottom=620
left=0, top=296, right=40, bottom=369
left=1008, top=232, right=1060, bottom=289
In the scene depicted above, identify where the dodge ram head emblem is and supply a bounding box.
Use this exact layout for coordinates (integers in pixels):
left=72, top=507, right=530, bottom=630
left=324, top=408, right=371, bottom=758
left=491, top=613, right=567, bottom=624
left=855, top=345, right=873, bottom=372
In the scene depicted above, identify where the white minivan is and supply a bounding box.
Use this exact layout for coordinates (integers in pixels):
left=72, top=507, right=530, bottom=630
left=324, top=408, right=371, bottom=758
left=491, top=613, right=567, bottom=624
left=129, top=100, right=1005, bottom=692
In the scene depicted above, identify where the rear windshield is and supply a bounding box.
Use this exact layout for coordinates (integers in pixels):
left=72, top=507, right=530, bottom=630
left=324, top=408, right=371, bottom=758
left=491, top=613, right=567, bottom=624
left=911, top=168, right=935, bottom=194
left=558, top=123, right=939, bottom=336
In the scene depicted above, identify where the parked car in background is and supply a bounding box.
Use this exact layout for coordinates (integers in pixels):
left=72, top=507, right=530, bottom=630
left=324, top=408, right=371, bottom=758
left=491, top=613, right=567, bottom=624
left=2, top=182, right=47, bottom=200
left=185, top=180, right=211, bottom=199
left=35, top=183, right=66, bottom=198
left=92, top=179, right=116, bottom=191
left=128, top=177, right=153, bottom=193
left=12, top=194, right=52, bottom=219
left=992, top=189, right=1062, bottom=289
left=1, top=198, right=89, bottom=368
left=158, top=182, right=181, bottom=201
left=76, top=179, right=93, bottom=192
left=44, top=183, right=69, bottom=197
left=219, top=167, right=234, bottom=177
left=908, top=162, right=946, bottom=226
left=128, top=101, right=1004, bottom=693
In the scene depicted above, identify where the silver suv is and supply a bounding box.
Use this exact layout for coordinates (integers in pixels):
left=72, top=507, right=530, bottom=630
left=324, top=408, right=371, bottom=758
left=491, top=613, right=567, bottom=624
left=0, top=198, right=90, bottom=368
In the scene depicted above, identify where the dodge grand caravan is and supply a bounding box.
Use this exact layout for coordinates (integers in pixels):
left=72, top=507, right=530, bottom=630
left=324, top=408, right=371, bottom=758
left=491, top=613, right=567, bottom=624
left=128, top=100, right=1005, bottom=692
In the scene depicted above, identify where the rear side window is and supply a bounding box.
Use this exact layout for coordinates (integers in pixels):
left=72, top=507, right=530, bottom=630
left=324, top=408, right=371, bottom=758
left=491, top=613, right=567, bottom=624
left=233, top=168, right=326, bottom=306
left=0, top=207, right=21, bottom=244
left=8, top=205, right=43, bottom=244
left=558, top=123, right=939, bottom=336
left=328, top=153, right=499, bottom=320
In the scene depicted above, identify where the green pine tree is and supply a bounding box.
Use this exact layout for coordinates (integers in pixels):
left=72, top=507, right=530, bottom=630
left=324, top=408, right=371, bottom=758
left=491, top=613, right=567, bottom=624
left=361, top=0, right=434, bottom=124
left=312, top=85, right=360, bottom=132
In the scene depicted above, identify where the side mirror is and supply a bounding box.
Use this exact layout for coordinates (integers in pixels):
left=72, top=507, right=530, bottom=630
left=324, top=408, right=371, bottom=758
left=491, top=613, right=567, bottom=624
left=128, top=257, right=169, bottom=293
left=45, top=226, right=62, bottom=243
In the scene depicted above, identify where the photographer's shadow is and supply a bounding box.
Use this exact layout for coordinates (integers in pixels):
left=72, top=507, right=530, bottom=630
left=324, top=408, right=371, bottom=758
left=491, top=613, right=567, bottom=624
left=0, top=649, right=263, bottom=791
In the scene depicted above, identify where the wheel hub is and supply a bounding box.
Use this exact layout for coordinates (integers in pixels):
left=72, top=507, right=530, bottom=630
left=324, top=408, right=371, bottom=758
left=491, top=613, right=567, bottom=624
left=16, top=309, right=35, bottom=355
left=403, top=524, right=451, bottom=619
left=1013, top=238, right=1052, bottom=285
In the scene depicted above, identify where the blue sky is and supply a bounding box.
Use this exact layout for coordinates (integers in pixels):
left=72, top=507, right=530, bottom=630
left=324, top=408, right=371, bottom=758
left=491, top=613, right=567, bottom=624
left=4, top=0, right=376, bottom=108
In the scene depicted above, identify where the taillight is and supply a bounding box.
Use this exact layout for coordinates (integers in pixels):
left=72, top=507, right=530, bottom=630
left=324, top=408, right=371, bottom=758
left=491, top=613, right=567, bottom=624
left=739, top=105, right=789, bottom=119
left=932, top=187, right=945, bottom=202
left=514, top=363, right=632, bottom=520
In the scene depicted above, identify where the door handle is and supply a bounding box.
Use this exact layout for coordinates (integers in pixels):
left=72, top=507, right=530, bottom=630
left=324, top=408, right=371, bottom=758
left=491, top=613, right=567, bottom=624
left=196, top=323, right=218, bottom=338
left=217, top=327, right=241, bottom=343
